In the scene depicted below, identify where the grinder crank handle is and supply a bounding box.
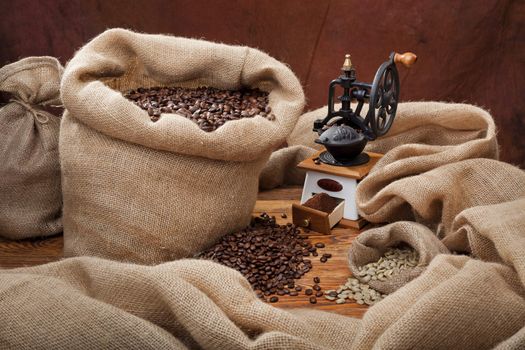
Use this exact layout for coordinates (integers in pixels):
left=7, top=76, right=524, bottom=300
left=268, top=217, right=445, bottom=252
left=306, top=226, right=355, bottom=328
left=394, top=52, right=417, bottom=68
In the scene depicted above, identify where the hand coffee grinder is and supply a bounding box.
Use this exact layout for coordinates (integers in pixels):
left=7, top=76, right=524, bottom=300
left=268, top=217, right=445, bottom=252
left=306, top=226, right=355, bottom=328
left=294, top=52, right=417, bottom=231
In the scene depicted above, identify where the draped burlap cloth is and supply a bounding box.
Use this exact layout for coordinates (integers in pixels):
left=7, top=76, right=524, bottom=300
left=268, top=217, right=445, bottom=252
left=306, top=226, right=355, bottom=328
left=60, top=29, right=304, bottom=263
left=0, top=57, right=63, bottom=239
left=1, top=100, right=524, bottom=348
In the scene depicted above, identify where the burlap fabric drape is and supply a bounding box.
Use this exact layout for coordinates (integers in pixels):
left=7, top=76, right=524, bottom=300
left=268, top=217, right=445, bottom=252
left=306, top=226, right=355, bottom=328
left=1, top=101, right=524, bottom=349
left=0, top=56, right=63, bottom=239
left=60, top=29, right=305, bottom=264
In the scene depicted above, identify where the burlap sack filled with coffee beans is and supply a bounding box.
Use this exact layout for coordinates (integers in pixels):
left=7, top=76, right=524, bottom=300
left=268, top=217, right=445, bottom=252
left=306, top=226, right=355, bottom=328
left=60, top=29, right=305, bottom=263
left=0, top=57, right=63, bottom=239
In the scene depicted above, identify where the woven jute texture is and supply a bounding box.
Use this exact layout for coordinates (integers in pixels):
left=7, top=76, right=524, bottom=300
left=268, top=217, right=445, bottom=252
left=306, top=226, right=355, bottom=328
left=0, top=56, right=63, bottom=239
left=2, top=101, right=524, bottom=349
left=60, top=29, right=305, bottom=263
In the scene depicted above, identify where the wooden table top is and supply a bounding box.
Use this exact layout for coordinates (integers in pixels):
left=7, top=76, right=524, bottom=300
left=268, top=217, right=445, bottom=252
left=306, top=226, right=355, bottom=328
left=0, top=186, right=368, bottom=318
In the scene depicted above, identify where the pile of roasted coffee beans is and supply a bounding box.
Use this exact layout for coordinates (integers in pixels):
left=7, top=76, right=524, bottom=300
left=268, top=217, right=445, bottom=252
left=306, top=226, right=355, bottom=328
left=123, top=86, right=274, bottom=131
left=199, top=213, right=330, bottom=303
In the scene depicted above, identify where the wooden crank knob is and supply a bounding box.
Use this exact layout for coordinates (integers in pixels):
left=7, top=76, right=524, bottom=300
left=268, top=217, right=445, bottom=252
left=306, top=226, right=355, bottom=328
left=394, top=52, right=417, bottom=67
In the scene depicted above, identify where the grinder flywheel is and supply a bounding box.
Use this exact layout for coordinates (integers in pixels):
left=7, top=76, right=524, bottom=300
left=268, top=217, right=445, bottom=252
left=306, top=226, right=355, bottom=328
left=313, top=52, right=417, bottom=166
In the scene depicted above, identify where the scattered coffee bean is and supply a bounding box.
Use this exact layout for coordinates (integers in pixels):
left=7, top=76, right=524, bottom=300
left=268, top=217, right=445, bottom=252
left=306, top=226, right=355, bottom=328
left=289, top=291, right=298, bottom=296
left=313, top=284, right=321, bottom=291
left=281, top=213, right=287, bottom=219
left=305, top=289, right=313, bottom=295
left=328, top=291, right=338, bottom=297
left=322, top=253, right=332, bottom=258
left=199, top=213, right=315, bottom=299
left=124, top=86, right=272, bottom=131
left=313, top=276, right=320, bottom=283
left=315, top=243, right=325, bottom=248
left=309, top=296, right=317, bottom=304
left=315, top=291, right=324, bottom=297
left=269, top=296, right=279, bottom=303
left=295, top=286, right=302, bottom=292
left=320, top=257, right=327, bottom=263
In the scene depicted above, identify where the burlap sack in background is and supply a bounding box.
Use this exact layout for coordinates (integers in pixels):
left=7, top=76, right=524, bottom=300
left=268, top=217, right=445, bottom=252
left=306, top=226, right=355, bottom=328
left=263, top=101, right=497, bottom=191
left=60, top=29, right=305, bottom=264
left=0, top=57, right=63, bottom=239
left=259, top=145, right=316, bottom=190
left=286, top=101, right=497, bottom=159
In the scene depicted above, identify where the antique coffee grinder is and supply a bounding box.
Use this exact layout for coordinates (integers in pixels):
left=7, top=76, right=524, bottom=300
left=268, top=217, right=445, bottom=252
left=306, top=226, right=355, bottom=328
left=293, top=52, right=417, bottom=232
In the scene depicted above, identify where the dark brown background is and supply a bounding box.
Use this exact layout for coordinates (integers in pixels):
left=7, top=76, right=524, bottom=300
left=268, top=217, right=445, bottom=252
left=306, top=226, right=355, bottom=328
left=1, top=0, right=524, bottom=166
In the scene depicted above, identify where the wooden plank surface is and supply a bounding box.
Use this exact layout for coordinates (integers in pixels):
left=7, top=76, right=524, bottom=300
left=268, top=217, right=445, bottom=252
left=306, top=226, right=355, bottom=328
left=0, top=186, right=368, bottom=318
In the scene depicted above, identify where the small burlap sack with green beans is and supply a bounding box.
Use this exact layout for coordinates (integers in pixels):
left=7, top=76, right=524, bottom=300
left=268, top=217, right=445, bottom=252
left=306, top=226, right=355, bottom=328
left=1, top=101, right=524, bottom=348
left=60, top=28, right=305, bottom=264
left=0, top=57, right=63, bottom=239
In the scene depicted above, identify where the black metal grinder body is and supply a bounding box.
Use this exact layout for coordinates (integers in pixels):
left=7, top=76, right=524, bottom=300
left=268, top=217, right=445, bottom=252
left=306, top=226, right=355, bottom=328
left=314, top=52, right=414, bottom=166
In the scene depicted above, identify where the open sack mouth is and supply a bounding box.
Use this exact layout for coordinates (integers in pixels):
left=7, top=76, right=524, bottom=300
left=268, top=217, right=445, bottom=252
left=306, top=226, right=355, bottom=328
left=123, top=85, right=275, bottom=131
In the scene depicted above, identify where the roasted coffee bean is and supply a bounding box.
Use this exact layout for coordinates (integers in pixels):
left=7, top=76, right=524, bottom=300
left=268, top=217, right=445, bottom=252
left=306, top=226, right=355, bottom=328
left=313, top=277, right=320, bottom=284
left=315, top=243, right=325, bottom=248
left=313, top=284, right=321, bottom=291
left=316, top=291, right=324, bottom=297
left=295, top=286, right=302, bottom=292
left=305, top=289, right=313, bottom=295
left=269, top=296, right=279, bottom=303
left=199, top=214, right=316, bottom=297
left=322, top=253, right=332, bottom=258
left=309, top=296, right=317, bottom=304
left=124, top=86, right=272, bottom=131
left=320, top=257, right=327, bottom=263
left=281, top=213, right=287, bottom=219
left=289, top=291, right=298, bottom=296
left=328, top=291, right=338, bottom=297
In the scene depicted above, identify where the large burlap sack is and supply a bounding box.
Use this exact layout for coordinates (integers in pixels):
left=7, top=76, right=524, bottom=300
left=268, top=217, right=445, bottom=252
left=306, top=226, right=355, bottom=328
left=60, top=29, right=304, bottom=264
left=0, top=56, right=63, bottom=239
